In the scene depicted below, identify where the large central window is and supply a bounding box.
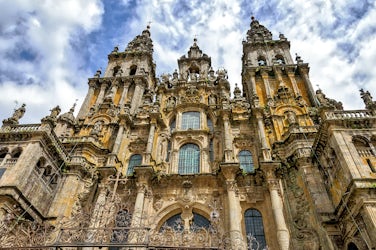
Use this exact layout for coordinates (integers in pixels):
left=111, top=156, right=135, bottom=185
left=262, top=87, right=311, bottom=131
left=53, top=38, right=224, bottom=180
left=182, top=112, right=200, bottom=130
left=178, top=143, right=200, bottom=174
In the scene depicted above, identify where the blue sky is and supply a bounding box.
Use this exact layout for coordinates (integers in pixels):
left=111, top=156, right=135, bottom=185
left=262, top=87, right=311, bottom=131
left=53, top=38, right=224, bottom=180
left=1, top=0, right=376, bottom=123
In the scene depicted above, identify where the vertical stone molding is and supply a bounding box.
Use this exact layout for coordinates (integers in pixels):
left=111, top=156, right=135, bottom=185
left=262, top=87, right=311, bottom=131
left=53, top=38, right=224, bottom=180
left=95, top=82, right=110, bottom=105
left=223, top=115, right=234, bottom=162
left=144, top=121, right=156, bottom=164
left=263, top=163, right=290, bottom=250
left=132, top=166, right=153, bottom=227
left=256, top=112, right=271, bottom=161
left=77, top=81, right=97, bottom=119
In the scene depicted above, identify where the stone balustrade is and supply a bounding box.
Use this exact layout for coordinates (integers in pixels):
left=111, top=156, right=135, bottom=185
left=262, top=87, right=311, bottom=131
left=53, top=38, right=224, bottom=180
left=324, top=110, right=375, bottom=120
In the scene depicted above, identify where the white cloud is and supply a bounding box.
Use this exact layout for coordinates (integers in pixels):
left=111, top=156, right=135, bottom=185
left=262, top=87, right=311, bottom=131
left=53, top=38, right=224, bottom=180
left=1, top=0, right=376, bottom=124
left=0, top=0, right=103, bottom=123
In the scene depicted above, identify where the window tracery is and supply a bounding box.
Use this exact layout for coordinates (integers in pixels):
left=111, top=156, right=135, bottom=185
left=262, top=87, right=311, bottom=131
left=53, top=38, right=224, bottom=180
left=238, top=150, right=254, bottom=173
left=245, top=209, right=266, bottom=249
left=181, top=112, right=200, bottom=130
left=178, top=143, right=200, bottom=174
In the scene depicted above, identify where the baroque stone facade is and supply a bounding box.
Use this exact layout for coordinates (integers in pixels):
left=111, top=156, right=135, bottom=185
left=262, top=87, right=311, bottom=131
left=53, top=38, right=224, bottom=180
left=0, top=17, right=376, bottom=250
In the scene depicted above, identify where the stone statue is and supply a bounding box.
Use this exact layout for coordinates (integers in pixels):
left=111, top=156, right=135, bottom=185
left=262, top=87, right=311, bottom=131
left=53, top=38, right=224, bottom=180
left=166, top=97, right=176, bottom=109
left=316, top=89, right=343, bottom=110
left=49, top=106, right=61, bottom=119
left=208, top=68, right=216, bottom=84
left=209, top=95, right=216, bottom=105
left=3, top=103, right=26, bottom=125
left=286, top=111, right=297, bottom=125
left=360, top=88, right=376, bottom=109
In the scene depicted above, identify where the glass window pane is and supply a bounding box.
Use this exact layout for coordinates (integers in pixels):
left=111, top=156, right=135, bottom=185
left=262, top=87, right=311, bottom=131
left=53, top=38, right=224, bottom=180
left=182, top=112, right=200, bottom=130
left=207, top=118, right=213, bottom=132
left=126, top=154, right=142, bottom=175
left=245, top=209, right=266, bottom=249
left=179, top=144, right=200, bottom=174
left=238, top=150, right=254, bottom=173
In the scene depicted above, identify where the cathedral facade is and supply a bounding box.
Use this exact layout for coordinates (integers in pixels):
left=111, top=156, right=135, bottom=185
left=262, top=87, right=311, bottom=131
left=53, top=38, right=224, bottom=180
left=0, top=17, right=376, bottom=250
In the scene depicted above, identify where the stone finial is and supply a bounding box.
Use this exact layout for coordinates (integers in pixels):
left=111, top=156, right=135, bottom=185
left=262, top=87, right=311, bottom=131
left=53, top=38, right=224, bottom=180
left=2, top=103, right=26, bottom=126
left=41, top=105, right=61, bottom=128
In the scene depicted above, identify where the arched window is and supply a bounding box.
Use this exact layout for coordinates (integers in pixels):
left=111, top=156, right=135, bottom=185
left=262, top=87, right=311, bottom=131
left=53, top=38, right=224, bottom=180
left=238, top=150, right=254, bottom=173
left=257, top=57, right=266, bottom=66
left=126, top=154, right=142, bottom=176
left=129, top=65, right=137, bottom=76
left=11, top=148, right=22, bottom=158
left=160, top=212, right=210, bottom=232
left=178, top=144, right=200, bottom=174
left=35, top=157, right=46, bottom=175
left=182, top=112, right=200, bottom=130
left=245, top=209, right=266, bottom=249
left=275, top=55, right=285, bottom=65
left=347, top=242, right=359, bottom=250
left=113, top=65, right=121, bottom=76
left=353, top=137, right=374, bottom=157
left=0, top=148, right=7, bottom=165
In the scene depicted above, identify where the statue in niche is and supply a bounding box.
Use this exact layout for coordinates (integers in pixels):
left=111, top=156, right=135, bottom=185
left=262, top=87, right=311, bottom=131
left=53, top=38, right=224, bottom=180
left=286, top=110, right=297, bottom=125
left=200, top=67, right=207, bottom=79
left=104, top=87, right=114, bottom=102
left=166, top=97, right=176, bottom=109
left=91, top=120, right=103, bottom=136
left=171, top=69, right=179, bottom=84
left=190, top=72, right=198, bottom=82
left=209, top=95, right=217, bottom=105
left=208, top=68, right=216, bottom=84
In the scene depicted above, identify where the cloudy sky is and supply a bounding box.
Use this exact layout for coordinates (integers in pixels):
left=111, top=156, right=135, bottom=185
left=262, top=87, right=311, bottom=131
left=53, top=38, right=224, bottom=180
left=0, top=0, right=375, bottom=123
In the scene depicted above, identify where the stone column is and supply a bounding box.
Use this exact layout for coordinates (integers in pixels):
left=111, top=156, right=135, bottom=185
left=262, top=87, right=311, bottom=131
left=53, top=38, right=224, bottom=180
left=264, top=164, right=290, bottom=250
left=286, top=67, right=301, bottom=97
left=221, top=163, right=245, bottom=249
left=130, top=79, right=145, bottom=114
left=144, top=120, right=156, bottom=164
left=223, top=114, right=234, bottom=162
left=77, top=81, right=97, bottom=119
left=95, top=81, right=110, bottom=105
left=256, top=111, right=271, bottom=161
left=129, top=166, right=153, bottom=246
left=261, top=70, right=272, bottom=100
left=299, top=66, right=318, bottom=106
left=106, top=121, right=125, bottom=168
left=119, top=82, right=130, bottom=106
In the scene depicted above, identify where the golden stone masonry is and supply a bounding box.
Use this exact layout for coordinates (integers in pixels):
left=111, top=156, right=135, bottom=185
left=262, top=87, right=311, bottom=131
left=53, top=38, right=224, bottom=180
left=0, top=17, right=375, bottom=249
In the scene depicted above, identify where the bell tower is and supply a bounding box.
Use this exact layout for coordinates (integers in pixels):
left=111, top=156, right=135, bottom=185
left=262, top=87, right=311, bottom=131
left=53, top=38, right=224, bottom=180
left=241, top=17, right=338, bottom=249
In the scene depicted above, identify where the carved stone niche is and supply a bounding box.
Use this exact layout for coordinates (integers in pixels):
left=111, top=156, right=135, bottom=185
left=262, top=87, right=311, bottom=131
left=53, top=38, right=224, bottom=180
left=128, top=137, right=147, bottom=152
left=234, top=136, right=253, bottom=148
